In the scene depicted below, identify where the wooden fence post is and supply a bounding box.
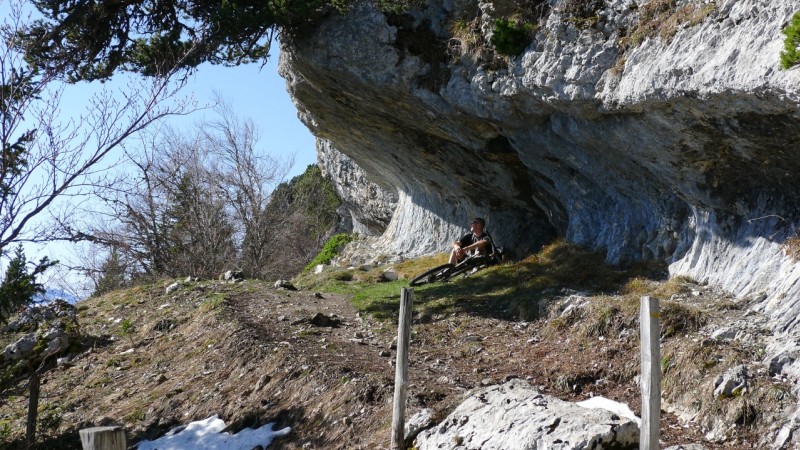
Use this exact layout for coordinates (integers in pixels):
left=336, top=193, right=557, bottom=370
left=640, top=296, right=661, bottom=450
left=79, top=426, right=126, bottom=450
left=391, top=288, right=414, bottom=450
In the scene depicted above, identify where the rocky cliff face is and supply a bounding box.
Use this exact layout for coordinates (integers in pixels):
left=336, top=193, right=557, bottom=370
left=279, top=0, right=800, bottom=331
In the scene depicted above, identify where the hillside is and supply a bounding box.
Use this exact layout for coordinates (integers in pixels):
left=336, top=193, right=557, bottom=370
left=1, top=242, right=792, bottom=449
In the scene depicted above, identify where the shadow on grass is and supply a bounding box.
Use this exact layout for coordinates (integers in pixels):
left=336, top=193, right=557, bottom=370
left=357, top=241, right=668, bottom=323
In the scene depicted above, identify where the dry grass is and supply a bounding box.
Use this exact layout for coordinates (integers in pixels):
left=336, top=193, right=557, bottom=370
left=448, top=18, right=483, bottom=61
left=622, top=0, right=717, bottom=48
left=783, top=231, right=800, bottom=261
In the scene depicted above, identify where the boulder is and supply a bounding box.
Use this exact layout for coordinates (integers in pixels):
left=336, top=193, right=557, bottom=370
left=713, top=365, right=748, bottom=398
left=309, top=313, right=341, bottom=328
left=414, top=379, right=638, bottom=450
left=221, top=270, right=244, bottom=281
left=274, top=280, right=297, bottom=291
left=382, top=267, right=398, bottom=281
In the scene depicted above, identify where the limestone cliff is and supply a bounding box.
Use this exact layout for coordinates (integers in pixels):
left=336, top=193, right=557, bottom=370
left=278, top=0, right=800, bottom=335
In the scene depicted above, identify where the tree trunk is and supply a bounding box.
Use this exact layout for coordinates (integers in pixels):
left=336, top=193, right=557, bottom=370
left=26, top=371, right=40, bottom=449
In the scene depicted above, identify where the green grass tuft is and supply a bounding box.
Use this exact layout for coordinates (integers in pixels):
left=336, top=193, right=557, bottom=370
left=781, top=11, right=800, bottom=70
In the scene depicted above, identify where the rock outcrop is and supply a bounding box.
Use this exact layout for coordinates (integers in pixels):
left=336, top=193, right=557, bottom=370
left=279, top=0, right=800, bottom=332
left=414, top=379, right=639, bottom=449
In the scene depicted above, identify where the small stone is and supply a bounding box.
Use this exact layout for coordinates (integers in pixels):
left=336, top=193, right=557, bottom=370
left=274, top=280, right=297, bottom=291
left=313, top=264, right=325, bottom=274
left=382, top=268, right=398, bottom=281
left=165, top=283, right=180, bottom=294
left=277, top=315, right=287, bottom=322
left=310, top=313, right=341, bottom=327
left=379, top=350, right=391, bottom=357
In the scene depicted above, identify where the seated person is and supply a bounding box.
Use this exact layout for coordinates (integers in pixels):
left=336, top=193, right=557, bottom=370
left=450, top=217, right=492, bottom=265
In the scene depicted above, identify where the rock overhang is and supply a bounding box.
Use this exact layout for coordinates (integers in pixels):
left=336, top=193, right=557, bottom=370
left=279, top=0, right=800, bottom=328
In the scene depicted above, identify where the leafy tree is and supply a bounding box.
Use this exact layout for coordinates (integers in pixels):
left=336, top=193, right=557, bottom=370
left=0, top=245, right=56, bottom=325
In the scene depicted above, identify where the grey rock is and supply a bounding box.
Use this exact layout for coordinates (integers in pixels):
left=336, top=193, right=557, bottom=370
left=714, top=365, right=748, bottom=398
left=381, top=267, right=398, bottom=281
left=309, top=313, right=341, bottom=328
left=165, top=282, right=180, bottom=294
left=405, top=408, right=435, bottom=443
left=222, top=270, right=244, bottom=281
left=711, top=327, right=738, bottom=342
left=769, top=352, right=796, bottom=376
left=274, top=280, right=297, bottom=291
left=414, top=379, right=638, bottom=449
left=773, top=426, right=792, bottom=449
left=2, top=334, right=36, bottom=361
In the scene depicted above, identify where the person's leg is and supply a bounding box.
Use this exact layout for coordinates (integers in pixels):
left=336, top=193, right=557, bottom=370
left=449, top=248, right=459, bottom=265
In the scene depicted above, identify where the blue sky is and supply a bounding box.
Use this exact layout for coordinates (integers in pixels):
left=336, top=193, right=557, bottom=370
left=21, top=50, right=319, bottom=294
left=175, top=56, right=318, bottom=177
left=59, top=52, right=318, bottom=179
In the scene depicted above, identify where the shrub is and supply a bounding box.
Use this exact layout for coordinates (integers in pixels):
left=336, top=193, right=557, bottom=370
left=781, top=11, right=800, bottom=70
left=491, top=19, right=535, bottom=56
left=304, top=233, right=353, bottom=271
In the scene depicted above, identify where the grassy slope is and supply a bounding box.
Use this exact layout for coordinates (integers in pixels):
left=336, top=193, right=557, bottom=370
left=0, top=241, right=794, bottom=449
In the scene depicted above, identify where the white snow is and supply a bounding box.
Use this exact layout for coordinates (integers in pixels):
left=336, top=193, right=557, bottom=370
left=576, top=396, right=641, bottom=427
left=136, top=415, right=290, bottom=450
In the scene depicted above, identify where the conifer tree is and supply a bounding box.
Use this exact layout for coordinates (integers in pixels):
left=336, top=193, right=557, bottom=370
left=0, top=245, right=56, bottom=324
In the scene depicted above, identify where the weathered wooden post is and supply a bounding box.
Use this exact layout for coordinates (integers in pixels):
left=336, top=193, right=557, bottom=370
left=640, top=296, right=661, bottom=450
left=391, top=287, right=414, bottom=450
left=79, top=426, right=126, bottom=450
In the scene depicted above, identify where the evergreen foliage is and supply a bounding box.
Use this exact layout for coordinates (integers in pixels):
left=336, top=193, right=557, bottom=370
left=491, top=19, right=534, bottom=56
left=0, top=245, right=56, bottom=324
left=781, top=11, right=800, bottom=70
left=264, top=164, right=344, bottom=277
left=22, top=0, right=346, bottom=81
left=92, top=249, right=127, bottom=297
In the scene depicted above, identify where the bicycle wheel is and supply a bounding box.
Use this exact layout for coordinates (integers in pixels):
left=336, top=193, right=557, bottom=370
left=448, top=264, right=473, bottom=279
left=410, top=264, right=454, bottom=286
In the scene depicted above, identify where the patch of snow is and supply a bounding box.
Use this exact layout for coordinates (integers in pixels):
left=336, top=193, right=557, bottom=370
left=136, top=415, right=290, bottom=450
left=576, top=396, right=641, bottom=426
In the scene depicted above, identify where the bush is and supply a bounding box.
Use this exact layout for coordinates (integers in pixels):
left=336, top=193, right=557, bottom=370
left=304, top=233, right=353, bottom=271
left=781, top=11, right=800, bottom=70
left=491, top=19, right=534, bottom=56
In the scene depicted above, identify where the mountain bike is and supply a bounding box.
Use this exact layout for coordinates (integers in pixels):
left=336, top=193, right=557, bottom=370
left=409, top=250, right=502, bottom=287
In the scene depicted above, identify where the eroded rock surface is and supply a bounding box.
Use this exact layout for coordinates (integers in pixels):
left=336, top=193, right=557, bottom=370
left=414, top=379, right=638, bottom=449
left=280, top=0, right=800, bottom=329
